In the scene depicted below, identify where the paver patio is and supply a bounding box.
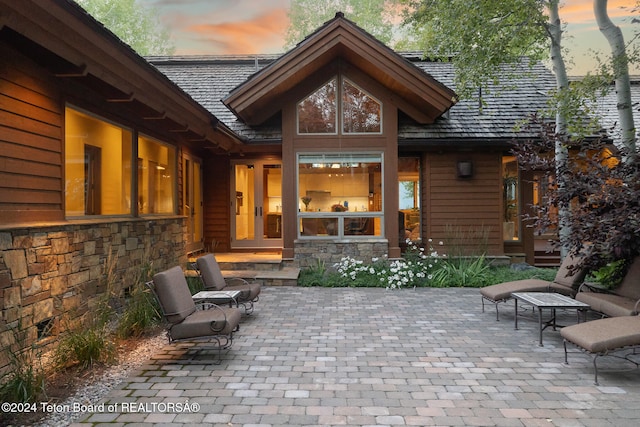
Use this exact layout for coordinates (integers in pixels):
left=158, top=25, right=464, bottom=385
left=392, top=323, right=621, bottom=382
left=73, top=287, right=640, bottom=426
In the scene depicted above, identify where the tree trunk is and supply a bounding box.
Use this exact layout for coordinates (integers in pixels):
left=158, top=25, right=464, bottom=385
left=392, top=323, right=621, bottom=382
left=548, top=0, right=571, bottom=258
left=594, top=0, right=636, bottom=158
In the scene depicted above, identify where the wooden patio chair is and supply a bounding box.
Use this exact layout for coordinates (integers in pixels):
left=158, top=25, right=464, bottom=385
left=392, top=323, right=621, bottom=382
left=194, top=253, right=261, bottom=314
left=147, top=266, right=242, bottom=363
left=480, top=252, right=587, bottom=320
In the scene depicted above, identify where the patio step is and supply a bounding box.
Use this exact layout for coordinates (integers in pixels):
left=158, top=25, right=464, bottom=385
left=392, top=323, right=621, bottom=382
left=188, top=252, right=300, bottom=286
left=222, top=266, right=300, bottom=287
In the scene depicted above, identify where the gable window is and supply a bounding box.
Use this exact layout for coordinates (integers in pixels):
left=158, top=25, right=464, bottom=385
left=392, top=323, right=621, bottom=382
left=65, top=107, right=132, bottom=216
left=342, top=79, right=381, bottom=133
left=297, top=77, right=382, bottom=135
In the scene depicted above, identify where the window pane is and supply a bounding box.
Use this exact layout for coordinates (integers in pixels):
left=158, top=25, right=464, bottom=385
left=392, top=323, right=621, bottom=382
left=138, top=136, right=176, bottom=214
left=503, top=156, right=520, bottom=241
left=65, top=108, right=132, bottom=216
left=399, top=157, right=420, bottom=241
left=298, top=154, right=382, bottom=213
left=342, top=79, right=381, bottom=133
left=297, top=78, right=337, bottom=133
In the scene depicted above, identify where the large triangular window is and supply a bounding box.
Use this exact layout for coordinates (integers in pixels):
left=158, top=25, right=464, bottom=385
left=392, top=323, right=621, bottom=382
left=297, top=76, right=382, bottom=135
left=342, top=79, right=381, bottom=133
left=297, top=78, right=337, bottom=134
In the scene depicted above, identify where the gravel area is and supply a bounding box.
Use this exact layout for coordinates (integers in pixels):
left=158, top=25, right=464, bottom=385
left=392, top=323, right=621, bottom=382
left=32, top=332, right=166, bottom=427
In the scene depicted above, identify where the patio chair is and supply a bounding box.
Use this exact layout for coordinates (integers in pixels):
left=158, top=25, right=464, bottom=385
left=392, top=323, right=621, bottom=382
left=194, top=253, right=261, bottom=314
left=561, top=315, right=640, bottom=385
left=147, top=266, right=242, bottom=363
left=575, top=256, right=640, bottom=317
left=480, top=252, right=587, bottom=320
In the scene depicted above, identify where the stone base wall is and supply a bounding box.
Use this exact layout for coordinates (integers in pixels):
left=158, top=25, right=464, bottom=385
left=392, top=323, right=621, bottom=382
left=293, top=239, right=389, bottom=269
left=0, top=218, right=186, bottom=375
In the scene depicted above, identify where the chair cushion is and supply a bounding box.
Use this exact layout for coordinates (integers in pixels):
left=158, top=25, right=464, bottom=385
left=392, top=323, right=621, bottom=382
left=170, top=306, right=242, bottom=340
left=553, top=252, right=587, bottom=289
left=561, top=316, right=640, bottom=353
left=225, top=282, right=261, bottom=301
left=612, top=256, right=640, bottom=301
left=196, top=254, right=227, bottom=291
left=576, top=292, right=639, bottom=317
left=153, top=266, right=196, bottom=324
left=480, top=279, right=551, bottom=302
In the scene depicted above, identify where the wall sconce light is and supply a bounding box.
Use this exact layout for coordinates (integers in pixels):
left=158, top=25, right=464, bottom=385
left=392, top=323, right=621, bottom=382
left=457, top=160, right=473, bottom=178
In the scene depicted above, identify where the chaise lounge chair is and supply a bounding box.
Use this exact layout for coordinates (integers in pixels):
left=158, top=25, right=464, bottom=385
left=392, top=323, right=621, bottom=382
left=480, top=252, right=587, bottom=320
left=561, top=316, right=640, bottom=384
left=147, top=265, right=242, bottom=363
left=195, top=253, right=261, bottom=314
left=575, top=256, right=640, bottom=317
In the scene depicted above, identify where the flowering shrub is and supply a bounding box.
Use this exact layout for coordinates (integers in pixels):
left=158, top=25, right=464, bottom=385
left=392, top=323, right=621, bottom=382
left=333, top=238, right=445, bottom=289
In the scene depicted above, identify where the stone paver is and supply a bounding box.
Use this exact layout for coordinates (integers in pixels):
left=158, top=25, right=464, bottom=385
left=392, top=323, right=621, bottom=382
left=73, top=287, right=640, bottom=426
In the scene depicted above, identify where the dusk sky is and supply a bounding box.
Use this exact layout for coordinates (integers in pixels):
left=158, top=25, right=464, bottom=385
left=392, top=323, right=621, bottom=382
left=140, top=0, right=639, bottom=76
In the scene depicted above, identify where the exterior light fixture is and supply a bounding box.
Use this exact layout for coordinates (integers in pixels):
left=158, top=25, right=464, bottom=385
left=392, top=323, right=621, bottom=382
left=457, top=160, right=473, bottom=178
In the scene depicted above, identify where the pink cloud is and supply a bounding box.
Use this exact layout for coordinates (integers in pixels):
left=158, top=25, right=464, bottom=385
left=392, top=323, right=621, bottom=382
left=561, top=0, right=636, bottom=24
left=186, top=9, right=289, bottom=54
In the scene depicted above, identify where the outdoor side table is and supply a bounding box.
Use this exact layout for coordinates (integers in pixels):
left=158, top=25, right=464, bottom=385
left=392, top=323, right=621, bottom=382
left=512, top=292, right=590, bottom=346
left=192, top=290, right=242, bottom=308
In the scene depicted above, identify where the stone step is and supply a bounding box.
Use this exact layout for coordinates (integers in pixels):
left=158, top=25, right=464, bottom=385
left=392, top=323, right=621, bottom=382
left=222, top=266, right=300, bottom=287
left=187, top=253, right=299, bottom=286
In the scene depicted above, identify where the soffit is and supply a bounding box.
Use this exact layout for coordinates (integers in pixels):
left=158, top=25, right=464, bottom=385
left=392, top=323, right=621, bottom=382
left=0, top=0, right=241, bottom=152
left=223, top=14, right=458, bottom=126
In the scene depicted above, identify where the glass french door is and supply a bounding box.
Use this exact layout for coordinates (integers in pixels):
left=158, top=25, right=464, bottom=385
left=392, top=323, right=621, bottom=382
left=231, top=160, right=282, bottom=249
left=183, top=154, right=204, bottom=254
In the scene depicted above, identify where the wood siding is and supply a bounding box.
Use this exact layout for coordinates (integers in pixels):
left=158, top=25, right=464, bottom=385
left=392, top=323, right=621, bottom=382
left=203, top=155, right=231, bottom=251
left=423, top=151, right=503, bottom=256
left=0, top=42, right=64, bottom=223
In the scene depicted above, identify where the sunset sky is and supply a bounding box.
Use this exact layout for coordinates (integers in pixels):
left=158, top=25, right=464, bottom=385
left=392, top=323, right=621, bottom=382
left=140, top=0, right=639, bottom=75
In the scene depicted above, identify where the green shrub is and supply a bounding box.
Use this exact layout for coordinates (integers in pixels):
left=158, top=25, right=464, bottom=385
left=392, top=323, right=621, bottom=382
left=117, top=284, right=160, bottom=338
left=430, top=256, right=490, bottom=287
left=53, top=322, right=116, bottom=370
left=0, top=321, right=46, bottom=403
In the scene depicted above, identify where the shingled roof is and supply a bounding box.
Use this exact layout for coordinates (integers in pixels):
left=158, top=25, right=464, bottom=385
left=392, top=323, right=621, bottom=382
left=149, top=53, right=557, bottom=146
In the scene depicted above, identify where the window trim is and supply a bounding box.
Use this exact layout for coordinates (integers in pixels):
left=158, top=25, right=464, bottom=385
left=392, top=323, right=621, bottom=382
left=64, top=105, right=134, bottom=219
left=296, top=75, right=383, bottom=136
left=137, top=133, right=178, bottom=216
left=296, top=151, right=384, bottom=239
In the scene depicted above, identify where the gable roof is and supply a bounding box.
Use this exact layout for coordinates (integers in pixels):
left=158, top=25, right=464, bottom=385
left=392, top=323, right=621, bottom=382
left=221, top=12, right=458, bottom=126
left=151, top=55, right=557, bottom=144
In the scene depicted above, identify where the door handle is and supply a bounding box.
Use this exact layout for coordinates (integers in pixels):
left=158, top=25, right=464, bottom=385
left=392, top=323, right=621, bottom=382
left=260, top=207, right=263, bottom=217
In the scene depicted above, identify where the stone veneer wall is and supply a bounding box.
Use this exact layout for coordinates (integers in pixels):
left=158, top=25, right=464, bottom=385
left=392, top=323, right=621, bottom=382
left=0, top=218, right=186, bottom=375
left=293, top=239, right=388, bottom=269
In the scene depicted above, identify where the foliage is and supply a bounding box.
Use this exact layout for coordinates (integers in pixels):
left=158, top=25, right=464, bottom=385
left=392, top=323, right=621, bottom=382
left=585, top=259, right=629, bottom=289
left=53, top=323, right=116, bottom=370
left=53, top=251, right=119, bottom=369
left=77, top=0, right=175, bottom=55
left=513, top=115, right=640, bottom=273
left=430, top=255, right=490, bottom=287
left=116, top=283, right=160, bottom=339
left=403, top=0, right=549, bottom=99
left=284, top=0, right=412, bottom=50
left=297, top=248, right=557, bottom=289
left=333, top=239, right=444, bottom=289
left=0, top=319, right=46, bottom=404
left=187, top=275, right=205, bottom=294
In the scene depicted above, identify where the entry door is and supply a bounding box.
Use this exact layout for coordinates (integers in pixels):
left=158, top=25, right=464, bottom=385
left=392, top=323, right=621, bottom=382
left=183, top=154, right=204, bottom=254
left=231, top=160, right=282, bottom=249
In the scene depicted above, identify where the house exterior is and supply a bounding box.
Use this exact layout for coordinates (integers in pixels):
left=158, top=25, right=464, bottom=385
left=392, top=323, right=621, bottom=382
left=148, top=14, right=556, bottom=267
left=1, top=0, right=558, bottom=366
